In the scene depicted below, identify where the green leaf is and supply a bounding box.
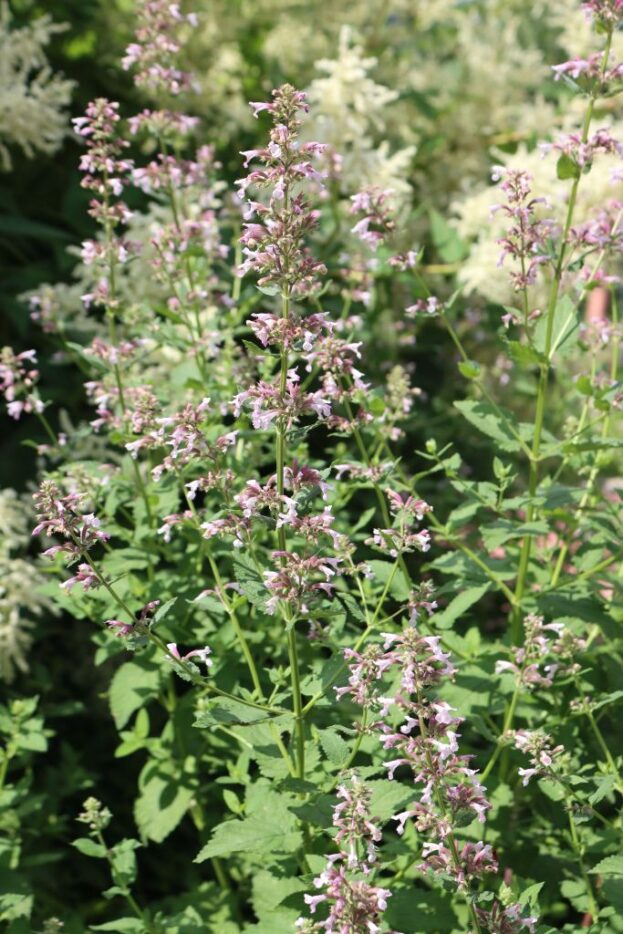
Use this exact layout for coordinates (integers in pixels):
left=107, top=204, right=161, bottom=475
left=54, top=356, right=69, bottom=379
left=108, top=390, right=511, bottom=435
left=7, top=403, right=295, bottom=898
left=429, top=209, right=468, bottom=262
left=368, top=561, right=410, bottom=600
left=195, top=806, right=301, bottom=863
left=134, top=761, right=194, bottom=843
left=591, top=856, right=623, bottom=877
left=232, top=554, right=269, bottom=611
left=152, top=597, right=178, bottom=627
left=556, top=153, right=581, bottom=180
left=454, top=400, right=522, bottom=452
left=534, top=295, right=579, bottom=360
left=481, top=519, right=549, bottom=551
left=251, top=870, right=307, bottom=920
left=506, top=340, right=545, bottom=367
left=194, top=697, right=290, bottom=729
left=90, top=920, right=145, bottom=933
left=590, top=690, right=623, bottom=712
left=109, top=660, right=162, bottom=730
left=72, top=838, right=106, bottom=859
left=0, top=870, right=33, bottom=921
left=431, top=584, right=490, bottom=630
left=335, top=592, right=367, bottom=624
left=458, top=360, right=480, bottom=379
left=110, top=839, right=140, bottom=889
left=384, top=887, right=458, bottom=932
left=317, top=728, right=350, bottom=766
left=589, top=775, right=617, bottom=805
left=561, top=879, right=589, bottom=911
left=366, top=780, right=414, bottom=821
left=518, top=882, right=544, bottom=910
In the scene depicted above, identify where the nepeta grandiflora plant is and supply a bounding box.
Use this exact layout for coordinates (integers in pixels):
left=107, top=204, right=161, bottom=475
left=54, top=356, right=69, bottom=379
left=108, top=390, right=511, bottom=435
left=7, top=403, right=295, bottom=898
left=2, top=0, right=622, bottom=931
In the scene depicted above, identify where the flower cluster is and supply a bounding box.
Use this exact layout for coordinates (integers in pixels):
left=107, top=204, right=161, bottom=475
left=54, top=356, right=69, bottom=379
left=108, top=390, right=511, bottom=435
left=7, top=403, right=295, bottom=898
left=582, top=0, right=623, bottom=28
left=491, top=167, right=554, bottom=293
left=0, top=347, right=43, bottom=420
left=264, top=552, right=341, bottom=616
left=473, top=901, right=538, bottom=934
left=237, top=85, right=327, bottom=296
left=366, top=489, right=432, bottom=558
left=338, top=627, right=494, bottom=888
left=32, top=481, right=109, bottom=569
left=511, top=730, right=567, bottom=786
left=495, top=614, right=585, bottom=689
left=544, top=128, right=623, bottom=170
left=552, top=53, right=623, bottom=87
left=73, top=98, right=134, bottom=314
left=122, top=0, right=197, bottom=95
left=297, top=773, right=396, bottom=933
left=350, top=187, right=396, bottom=250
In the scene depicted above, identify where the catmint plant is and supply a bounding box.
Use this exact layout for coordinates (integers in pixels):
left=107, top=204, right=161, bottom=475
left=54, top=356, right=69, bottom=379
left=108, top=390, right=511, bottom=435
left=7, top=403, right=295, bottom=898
left=8, top=0, right=623, bottom=931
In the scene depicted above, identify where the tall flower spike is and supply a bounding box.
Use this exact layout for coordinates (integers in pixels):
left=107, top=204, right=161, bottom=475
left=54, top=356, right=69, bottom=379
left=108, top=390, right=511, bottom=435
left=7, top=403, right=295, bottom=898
left=237, top=85, right=327, bottom=297
left=491, top=167, right=554, bottom=296
left=297, top=773, right=397, bottom=933
left=122, top=0, right=197, bottom=95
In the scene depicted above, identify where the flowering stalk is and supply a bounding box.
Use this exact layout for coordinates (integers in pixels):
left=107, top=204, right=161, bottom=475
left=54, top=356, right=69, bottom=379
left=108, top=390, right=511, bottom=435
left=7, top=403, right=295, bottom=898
left=236, top=85, right=328, bottom=779
left=297, top=773, right=396, bottom=933
left=511, top=22, right=616, bottom=644
left=338, top=626, right=537, bottom=934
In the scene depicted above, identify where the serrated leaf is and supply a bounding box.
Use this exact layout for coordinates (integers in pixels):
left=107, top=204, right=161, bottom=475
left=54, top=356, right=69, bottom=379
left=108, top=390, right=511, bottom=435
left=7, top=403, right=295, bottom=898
left=591, top=856, right=623, bottom=877
left=72, top=838, right=106, bottom=858
left=152, top=597, right=177, bottom=626
left=108, top=660, right=162, bottom=730
left=134, top=761, right=194, bottom=843
left=90, top=920, right=145, bottom=933
left=517, top=882, right=544, bottom=909
left=481, top=519, right=549, bottom=551
left=232, top=554, right=269, bottom=611
left=251, top=870, right=307, bottom=918
left=195, top=810, right=301, bottom=862
left=194, top=697, right=290, bottom=729
left=506, top=340, right=545, bottom=367
left=317, top=728, right=350, bottom=766
left=431, top=584, right=490, bottom=630
left=368, top=561, right=410, bottom=600
left=589, top=775, right=617, bottom=805
left=454, top=400, right=522, bottom=452
left=556, top=153, right=580, bottom=180
left=534, top=295, right=579, bottom=360
left=366, top=780, right=414, bottom=821
left=110, top=839, right=140, bottom=888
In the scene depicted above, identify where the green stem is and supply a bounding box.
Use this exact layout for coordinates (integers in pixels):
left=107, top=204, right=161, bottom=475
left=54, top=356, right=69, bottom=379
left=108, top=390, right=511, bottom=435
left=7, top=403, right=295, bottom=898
left=584, top=704, right=623, bottom=795
left=96, top=829, right=154, bottom=932
left=567, top=805, right=599, bottom=923
left=276, top=284, right=305, bottom=781
left=511, top=27, right=613, bottom=643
